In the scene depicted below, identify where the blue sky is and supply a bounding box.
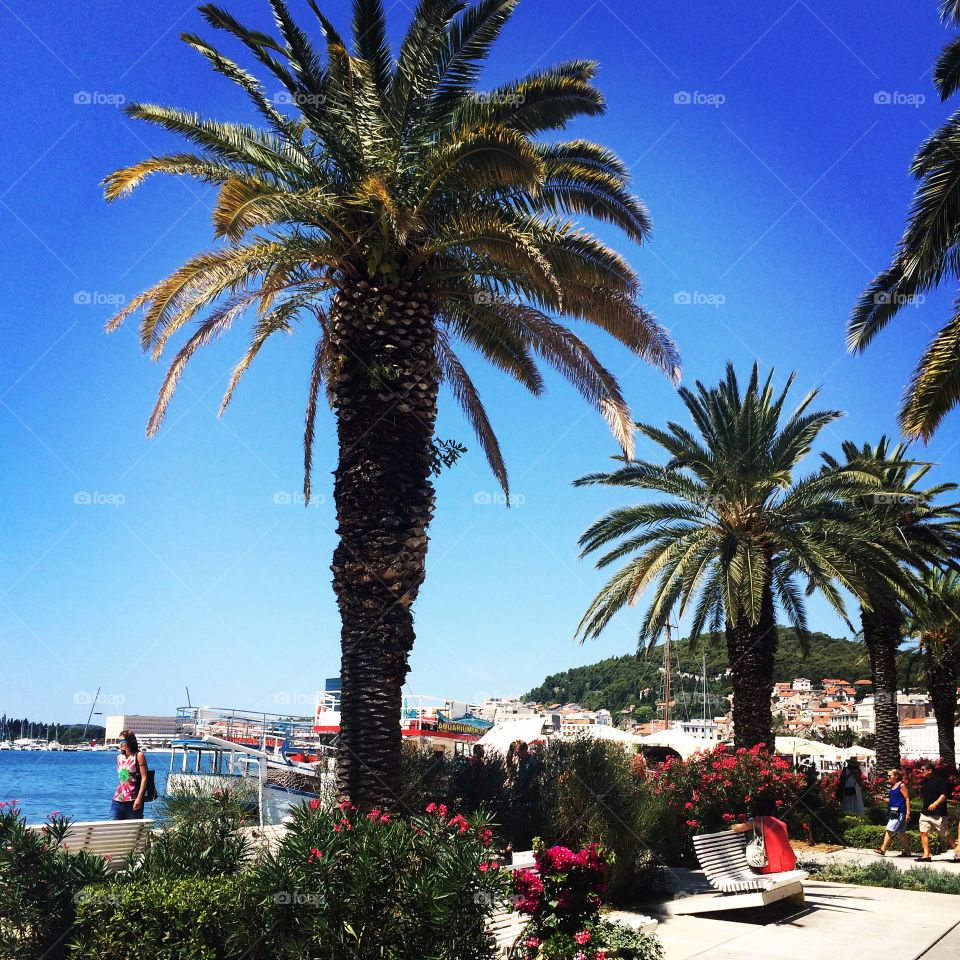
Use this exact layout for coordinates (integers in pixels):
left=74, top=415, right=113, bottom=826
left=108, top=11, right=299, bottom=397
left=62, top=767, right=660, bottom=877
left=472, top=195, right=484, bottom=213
left=2, top=0, right=958, bottom=723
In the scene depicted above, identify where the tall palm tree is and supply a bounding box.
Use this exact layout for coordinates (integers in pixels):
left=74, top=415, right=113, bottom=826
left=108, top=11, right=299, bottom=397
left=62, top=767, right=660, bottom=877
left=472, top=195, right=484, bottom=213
left=575, top=364, right=904, bottom=749
left=905, top=568, right=960, bottom=768
left=848, top=1, right=960, bottom=439
left=102, top=0, right=679, bottom=807
left=821, top=439, right=960, bottom=771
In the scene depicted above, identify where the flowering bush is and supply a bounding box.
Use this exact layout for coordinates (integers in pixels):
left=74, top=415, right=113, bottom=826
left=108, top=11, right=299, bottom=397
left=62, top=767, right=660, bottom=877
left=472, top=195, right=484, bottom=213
left=0, top=802, right=111, bottom=960
left=509, top=840, right=661, bottom=960
left=645, top=744, right=842, bottom=855
left=245, top=799, right=504, bottom=960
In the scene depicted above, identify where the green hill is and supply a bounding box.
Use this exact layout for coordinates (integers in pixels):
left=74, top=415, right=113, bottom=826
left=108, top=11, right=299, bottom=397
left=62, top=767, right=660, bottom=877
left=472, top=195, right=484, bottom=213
left=523, top=629, right=891, bottom=720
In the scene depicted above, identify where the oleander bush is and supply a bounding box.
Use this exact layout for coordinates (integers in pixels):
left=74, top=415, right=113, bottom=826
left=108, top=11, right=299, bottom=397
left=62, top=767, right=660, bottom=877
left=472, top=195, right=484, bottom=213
left=245, top=799, right=506, bottom=960
left=0, top=804, right=112, bottom=960
left=645, top=744, right=843, bottom=860
left=132, top=782, right=254, bottom=878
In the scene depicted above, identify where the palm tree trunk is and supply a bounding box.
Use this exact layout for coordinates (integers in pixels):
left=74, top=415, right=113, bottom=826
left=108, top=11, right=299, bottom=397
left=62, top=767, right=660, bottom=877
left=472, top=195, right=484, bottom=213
left=861, top=603, right=902, bottom=773
left=329, top=279, right=438, bottom=809
left=725, top=577, right=778, bottom=750
left=926, top=635, right=957, bottom=770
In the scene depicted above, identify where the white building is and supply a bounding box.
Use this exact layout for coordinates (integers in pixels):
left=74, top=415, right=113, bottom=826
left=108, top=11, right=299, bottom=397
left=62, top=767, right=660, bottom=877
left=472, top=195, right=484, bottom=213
left=679, top=718, right=721, bottom=741
left=829, top=710, right=859, bottom=734
left=792, top=678, right=812, bottom=692
left=104, top=714, right=177, bottom=745
left=899, top=718, right=960, bottom=762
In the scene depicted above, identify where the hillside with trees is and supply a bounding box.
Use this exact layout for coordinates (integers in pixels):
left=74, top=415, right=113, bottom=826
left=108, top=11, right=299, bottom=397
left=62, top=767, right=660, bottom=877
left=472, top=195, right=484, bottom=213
left=523, top=629, right=915, bottom=720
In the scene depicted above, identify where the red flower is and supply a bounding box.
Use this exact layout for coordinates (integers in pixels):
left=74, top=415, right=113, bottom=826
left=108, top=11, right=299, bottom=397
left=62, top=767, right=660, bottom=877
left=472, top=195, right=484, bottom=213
left=307, top=846, right=323, bottom=864
left=309, top=799, right=320, bottom=810
left=479, top=860, right=500, bottom=873
left=575, top=930, right=591, bottom=945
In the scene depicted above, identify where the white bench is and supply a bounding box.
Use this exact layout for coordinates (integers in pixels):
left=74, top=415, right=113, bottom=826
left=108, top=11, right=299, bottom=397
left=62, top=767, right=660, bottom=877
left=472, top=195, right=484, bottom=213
left=670, top=830, right=807, bottom=914
left=28, top=819, right=154, bottom=871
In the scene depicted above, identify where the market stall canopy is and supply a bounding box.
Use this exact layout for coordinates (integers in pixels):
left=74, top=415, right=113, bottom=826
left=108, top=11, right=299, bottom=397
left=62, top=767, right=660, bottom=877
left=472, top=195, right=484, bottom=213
left=572, top=724, right=647, bottom=747
left=840, top=745, right=876, bottom=758
left=638, top=730, right=711, bottom=760
left=475, top=718, right=546, bottom=755
left=774, top=736, right=835, bottom=757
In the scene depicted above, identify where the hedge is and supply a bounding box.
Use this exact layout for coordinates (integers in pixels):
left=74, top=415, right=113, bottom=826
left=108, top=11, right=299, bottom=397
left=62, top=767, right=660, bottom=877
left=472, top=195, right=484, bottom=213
left=70, top=876, right=256, bottom=960
left=841, top=823, right=951, bottom=855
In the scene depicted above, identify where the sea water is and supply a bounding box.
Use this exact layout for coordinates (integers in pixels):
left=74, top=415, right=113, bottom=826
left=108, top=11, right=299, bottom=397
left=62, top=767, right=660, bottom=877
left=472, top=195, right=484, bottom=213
left=0, top=750, right=209, bottom=824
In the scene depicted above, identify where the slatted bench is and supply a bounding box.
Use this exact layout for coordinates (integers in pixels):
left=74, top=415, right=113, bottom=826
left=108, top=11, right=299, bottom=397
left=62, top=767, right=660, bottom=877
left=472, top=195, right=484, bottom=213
left=670, top=829, right=807, bottom=914
left=27, top=819, right=154, bottom=872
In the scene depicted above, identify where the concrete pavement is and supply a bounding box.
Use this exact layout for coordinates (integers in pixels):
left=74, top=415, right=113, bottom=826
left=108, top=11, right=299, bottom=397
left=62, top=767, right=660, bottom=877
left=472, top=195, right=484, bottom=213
left=645, top=880, right=960, bottom=960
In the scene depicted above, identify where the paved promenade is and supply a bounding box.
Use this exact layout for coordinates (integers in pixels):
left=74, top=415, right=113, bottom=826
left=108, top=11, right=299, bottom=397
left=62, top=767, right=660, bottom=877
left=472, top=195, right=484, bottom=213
left=647, top=875, right=960, bottom=960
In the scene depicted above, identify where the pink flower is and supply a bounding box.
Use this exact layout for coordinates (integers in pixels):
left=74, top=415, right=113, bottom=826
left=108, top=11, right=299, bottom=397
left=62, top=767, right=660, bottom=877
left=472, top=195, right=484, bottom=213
left=575, top=930, right=591, bottom=944
left=309, top=799, right=320, bottom=810
left=479, top=860, right=500, bottom=873
left=307, top=847, right=323, bottom=864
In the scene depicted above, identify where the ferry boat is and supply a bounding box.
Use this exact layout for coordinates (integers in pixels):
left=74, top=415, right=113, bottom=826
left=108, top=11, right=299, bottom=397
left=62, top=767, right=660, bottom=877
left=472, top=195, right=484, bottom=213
left=165, top=694, right=495, bottom=824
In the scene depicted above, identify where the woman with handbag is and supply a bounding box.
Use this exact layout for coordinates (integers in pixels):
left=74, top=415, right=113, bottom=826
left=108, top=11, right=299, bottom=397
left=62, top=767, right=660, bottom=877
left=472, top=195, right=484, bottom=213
left=729, top=796, right=797, bottom=874
left=111, top=729, right=149, bottom=820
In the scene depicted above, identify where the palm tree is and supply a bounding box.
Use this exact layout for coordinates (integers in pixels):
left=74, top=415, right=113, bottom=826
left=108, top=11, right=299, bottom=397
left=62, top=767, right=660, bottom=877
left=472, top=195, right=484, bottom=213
left=905, top=568, right=960, bottom=768
left=102, top=0, right=679, bottom=807
left=575, top=364, right=903, bottom=749
left=821, top=439, right=960, bottom=771
left=848, top=1, right=960, bottom=439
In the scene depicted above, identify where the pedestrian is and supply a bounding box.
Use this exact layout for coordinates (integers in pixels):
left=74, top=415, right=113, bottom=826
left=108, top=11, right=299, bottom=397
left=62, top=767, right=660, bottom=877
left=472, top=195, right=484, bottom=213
left=915, top=760, right=958, bottom=862
left=835, top=757, right=865, bottom=815
left=509, top=741, right=539, bottom=854
left=874, top=768, right=910, bottom=858
left=112, top=729, right=148, bottom=820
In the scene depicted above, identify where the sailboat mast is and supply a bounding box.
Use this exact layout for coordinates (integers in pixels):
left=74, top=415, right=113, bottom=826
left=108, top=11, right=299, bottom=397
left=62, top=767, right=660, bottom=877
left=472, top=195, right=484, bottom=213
left=662, top=623, right=672, bottom=730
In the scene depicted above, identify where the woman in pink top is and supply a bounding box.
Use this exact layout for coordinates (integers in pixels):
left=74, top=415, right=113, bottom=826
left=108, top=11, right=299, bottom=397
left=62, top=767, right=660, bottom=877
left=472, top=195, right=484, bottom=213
left=729, top=797, right=797, bottom=874
left=112, top=729, right=148, bottom=820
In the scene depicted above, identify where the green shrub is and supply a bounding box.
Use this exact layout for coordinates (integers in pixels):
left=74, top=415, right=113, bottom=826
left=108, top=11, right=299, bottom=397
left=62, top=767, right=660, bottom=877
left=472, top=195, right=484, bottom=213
left=841, top=822, right=949, bottom=854
left=246, top=800, right=505, bottom=960
left=0, top=805, right=112, bottom=960
left=133, top=783, right=253, bottom=878
left=802, top=859, right=960, bottom=894
left=537, top=738, right=668, bottom=904
left=70, top=876, right=254, bottom=960
left=592, top=920, right=664, bottom=960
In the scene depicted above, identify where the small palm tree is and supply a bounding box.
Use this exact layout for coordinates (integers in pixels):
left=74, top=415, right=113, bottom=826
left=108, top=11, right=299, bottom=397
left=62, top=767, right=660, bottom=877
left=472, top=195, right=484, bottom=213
left=848, top=1, right=960, bottom=438
left=575, top=364, right=903, bottom=749
left=905, top=567, right=960, bottom=769
left=102, top=0, right=679, bottom=807
left=822, top=439, right=960, bottom=771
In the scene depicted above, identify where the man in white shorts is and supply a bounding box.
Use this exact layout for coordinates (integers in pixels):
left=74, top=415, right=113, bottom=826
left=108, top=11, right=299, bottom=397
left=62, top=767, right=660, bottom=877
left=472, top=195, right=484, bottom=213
left=916, top=761, right=958, bottom=862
